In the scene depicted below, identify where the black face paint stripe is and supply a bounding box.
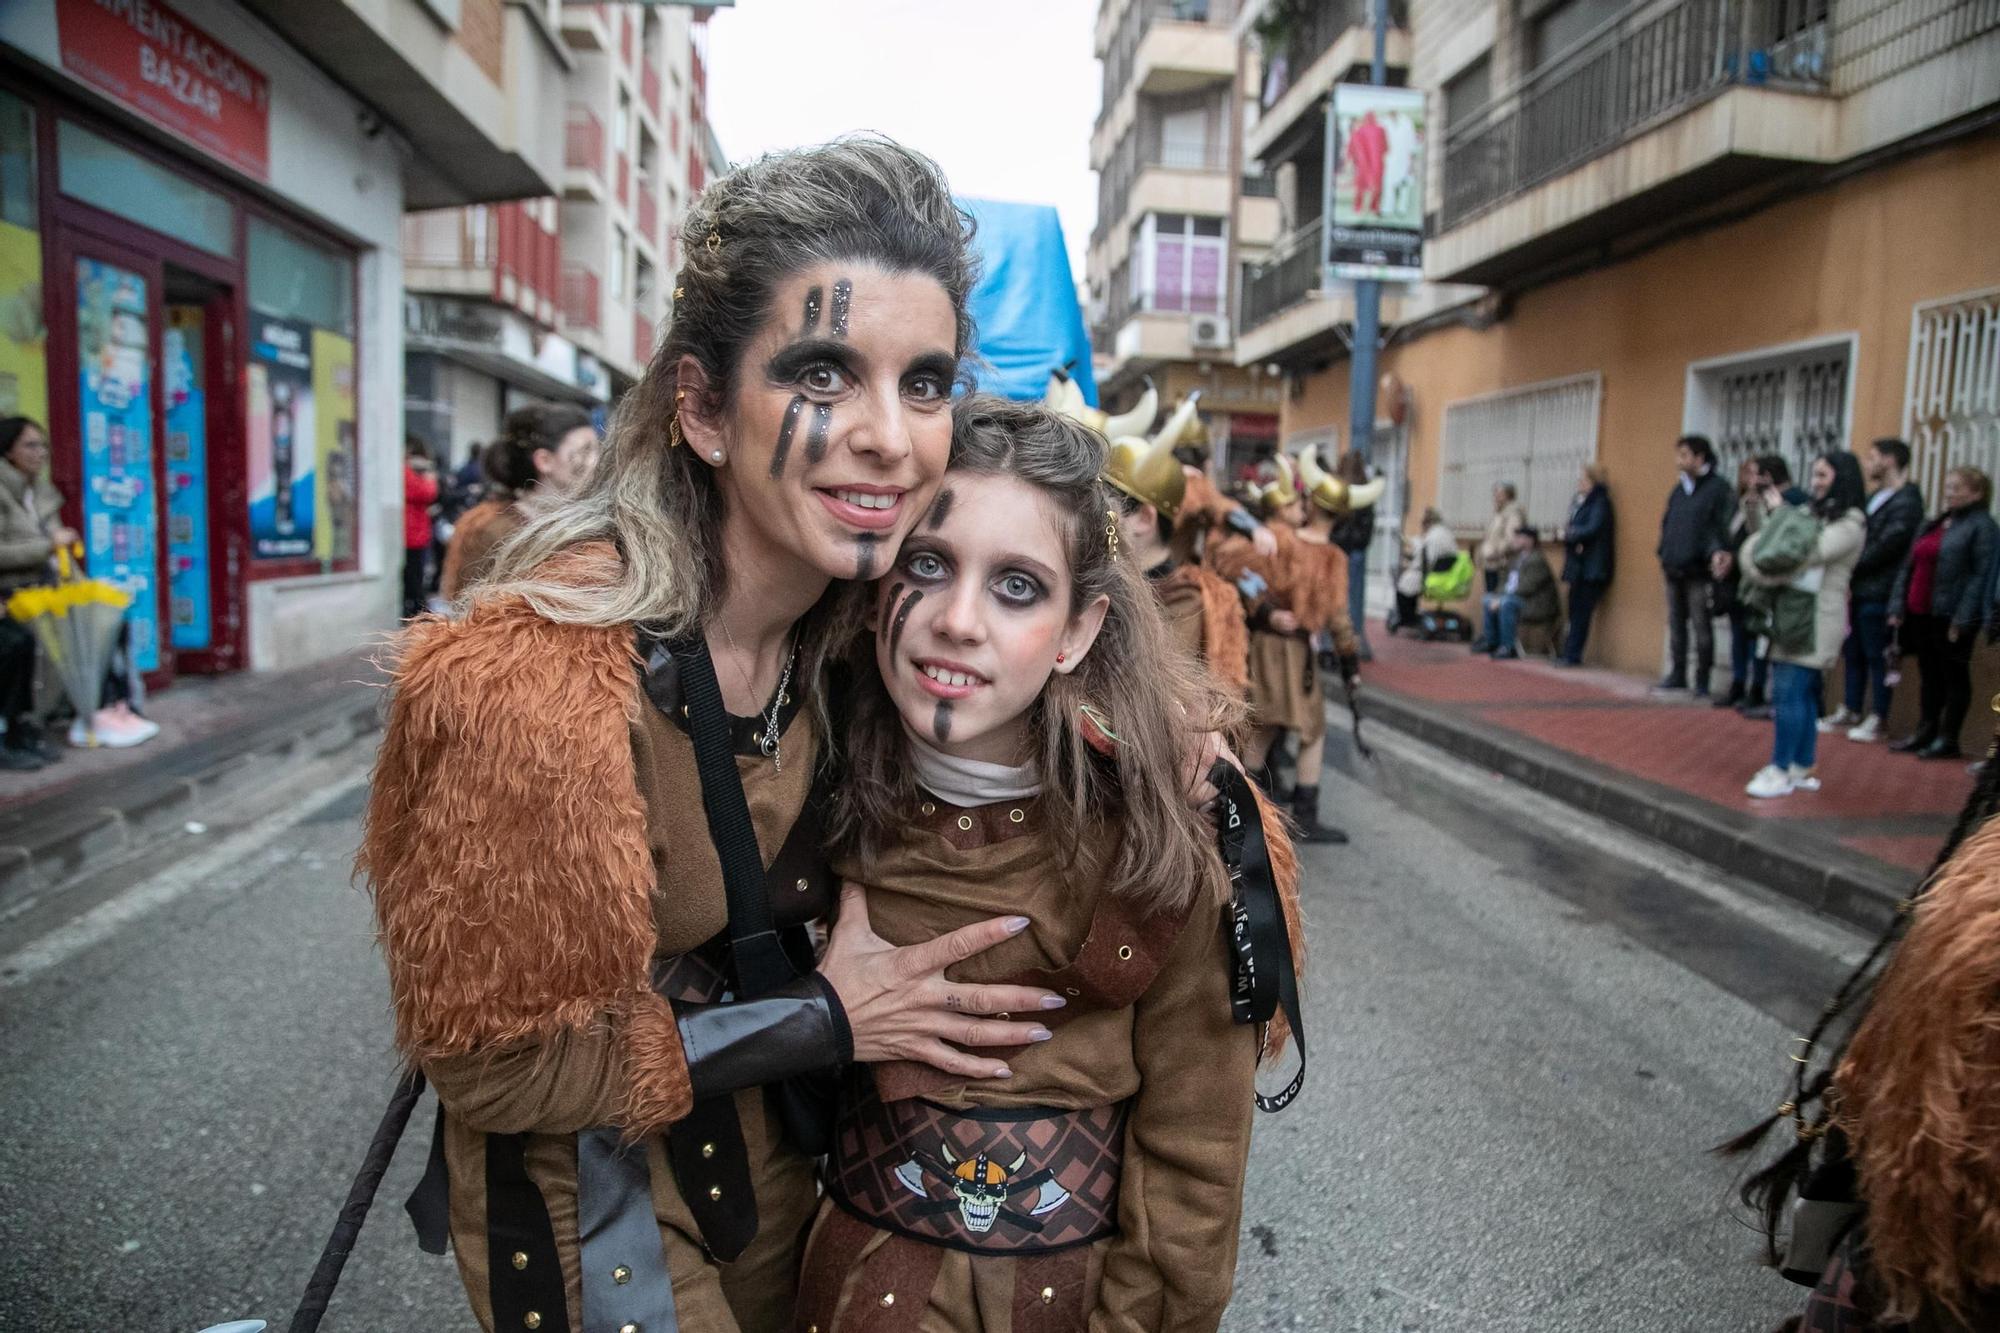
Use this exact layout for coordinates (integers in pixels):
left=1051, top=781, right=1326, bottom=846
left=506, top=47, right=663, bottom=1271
left=880, top=582, right=906, bottom=640
left=769, top=395, right=806, bottom=480
left=805, top=403, right=833, bottom=464
left=933, top=702, right=953, bottom=744
left=925, top=487, right=955, bottom=532
left=830, top=279, right=853, bottom=338
left=802, top=285, right=823, bottom=333
left=855, top=533, right=880, bottom=581
left=889, top=589, right=923, bottom=657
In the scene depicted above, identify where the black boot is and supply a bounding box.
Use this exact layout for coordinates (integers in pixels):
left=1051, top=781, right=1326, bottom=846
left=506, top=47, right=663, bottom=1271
left=1891, top=725, right=1938, bottom=754
left=1290, top=785, right=1349, bottom=845
left=1713, top=681, right=1745, bottom=710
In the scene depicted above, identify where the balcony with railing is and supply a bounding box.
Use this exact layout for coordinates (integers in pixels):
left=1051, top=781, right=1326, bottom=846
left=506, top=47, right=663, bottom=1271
left=637, top=186, right=658, bottom=247
left=1100, top=0, right=1240, bottom=131
left=565, top=105, right=605, bottom=200
left=1246, top=0, right=1411, bottom=163
left=562, top=266, right=602, bottom=335
left=1240, top=224, right=1323, bottom=335
left=641, top=59, right=662, bottom=116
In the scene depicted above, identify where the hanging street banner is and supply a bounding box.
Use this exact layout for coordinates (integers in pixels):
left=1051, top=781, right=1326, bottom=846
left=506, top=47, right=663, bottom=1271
left=1329, top=83, right=1426, bottom=284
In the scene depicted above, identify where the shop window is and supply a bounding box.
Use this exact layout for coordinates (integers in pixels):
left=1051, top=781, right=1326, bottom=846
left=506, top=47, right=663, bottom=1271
left=1439, top=373, right=1602, bottom=532
left=58, top=121, right=234, bottom=259
left=245, top=217, right=360, bottom=565
left=0, top=90, right=44, bottom=422
left=1905, top=288, right=2000, bottom=510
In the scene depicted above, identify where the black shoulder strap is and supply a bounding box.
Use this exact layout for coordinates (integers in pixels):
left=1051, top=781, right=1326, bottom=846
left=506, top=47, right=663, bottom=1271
left=663, top=633, right=801, bottom=998
left=1212, top=761, right=1307, bottom=1114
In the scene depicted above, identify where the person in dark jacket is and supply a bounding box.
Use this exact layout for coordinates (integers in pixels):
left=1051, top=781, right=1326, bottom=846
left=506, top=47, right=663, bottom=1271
left=1476, top=526, right=1559, bottom=658
left=1828, top=438, right=1924, bottom=743
left=1328, top=450, right=1377, bottom=660
left=1887, top=465, right=1999, bottom=759
left=1656, top=433, right=1734, bottom=695
left=1556, top=463, right=1613, bottom=665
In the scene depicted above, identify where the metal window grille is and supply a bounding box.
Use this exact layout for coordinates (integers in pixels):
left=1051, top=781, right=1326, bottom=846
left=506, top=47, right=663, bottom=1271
left=1711, top=350, right=1849, bottom=486
left=1438, top=374, right=1602, bottom=533
left=1905, top=287, right=2000, bottom=509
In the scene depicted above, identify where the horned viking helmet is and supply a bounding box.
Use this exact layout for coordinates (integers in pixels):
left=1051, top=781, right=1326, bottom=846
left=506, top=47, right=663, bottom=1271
left=1296, top=446, right=1385, bottom=515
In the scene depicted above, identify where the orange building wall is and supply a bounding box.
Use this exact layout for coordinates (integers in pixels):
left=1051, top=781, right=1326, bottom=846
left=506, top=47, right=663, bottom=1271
left=1284, top=131, right=2000, bottom=677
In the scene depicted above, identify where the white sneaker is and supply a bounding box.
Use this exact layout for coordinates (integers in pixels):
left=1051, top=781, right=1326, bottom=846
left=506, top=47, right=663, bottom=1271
left=67, top=718, right=92, bottom=748
left=1817, top=708, right=1860, bottom=734
left=88, top=708, right=151, bottom=749
left=1788, top=766, right=1822, bottom=791
left=1746, top=765, right=1796, bottom=798
left=1846, top=715, right=1884, bottom=743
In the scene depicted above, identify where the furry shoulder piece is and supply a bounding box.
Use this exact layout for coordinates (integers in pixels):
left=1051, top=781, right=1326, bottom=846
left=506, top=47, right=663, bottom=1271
left=360, top=543, right=692, bottom=1135
left=1836, top=815, right=2000, bottom=1319
left=1158, top=563, right=1250, bottom=694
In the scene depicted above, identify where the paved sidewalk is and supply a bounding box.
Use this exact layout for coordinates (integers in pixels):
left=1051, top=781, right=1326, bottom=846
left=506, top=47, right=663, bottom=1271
left=1357, top=633, right=1972, bottom=930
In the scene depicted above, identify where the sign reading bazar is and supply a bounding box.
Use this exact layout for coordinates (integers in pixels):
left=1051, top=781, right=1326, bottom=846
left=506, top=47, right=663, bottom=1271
left=57, top=0, right=271, bottom=181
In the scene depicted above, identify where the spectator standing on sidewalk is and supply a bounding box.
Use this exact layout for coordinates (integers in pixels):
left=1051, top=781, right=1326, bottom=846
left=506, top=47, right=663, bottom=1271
left=1888, top=465, right=1998, bottom=760
left=1475, top=526, right=1558, bottom=659
left=1656, top=434, right=1734, bottom=697
left=1741, top=452, right=1866, bottom=798
left=1827, top=438, right=1924, bottom=743
left=439, top=404, right=598, bottom=602
left=1477, top=481, right=1526, bottom=594
left=1713, top=459, right=1767, bottom=709
left=1557, top=463, right=1614, bottom=665
left=401, top=436, right=439, bottom=619
left=1329, top=450, right=1376, bottom=660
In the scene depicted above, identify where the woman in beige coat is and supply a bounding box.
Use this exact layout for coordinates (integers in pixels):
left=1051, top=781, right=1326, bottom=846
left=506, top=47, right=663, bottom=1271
left=1739, top=451, right=1866, bottom=798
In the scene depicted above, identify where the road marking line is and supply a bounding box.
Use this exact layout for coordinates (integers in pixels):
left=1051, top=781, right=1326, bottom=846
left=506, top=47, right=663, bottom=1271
left=0, top=771, right=368, bottom=988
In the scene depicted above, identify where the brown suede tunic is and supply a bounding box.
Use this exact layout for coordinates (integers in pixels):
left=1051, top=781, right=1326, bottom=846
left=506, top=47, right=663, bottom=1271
left=421, top=676, right=822, bottom=1333
left=807, top=795, right=1257, bottom=1332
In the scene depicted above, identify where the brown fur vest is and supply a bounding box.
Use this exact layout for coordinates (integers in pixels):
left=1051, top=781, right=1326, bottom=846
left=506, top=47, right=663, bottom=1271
left=359, top=545, right=692, bottom=1136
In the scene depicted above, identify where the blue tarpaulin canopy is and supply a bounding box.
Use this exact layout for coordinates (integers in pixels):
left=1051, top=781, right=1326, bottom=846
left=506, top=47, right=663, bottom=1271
left=959, top=198, right=1098, bottom=408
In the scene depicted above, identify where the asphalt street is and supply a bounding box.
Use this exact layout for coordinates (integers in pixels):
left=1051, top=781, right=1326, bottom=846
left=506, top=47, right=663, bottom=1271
left=0, top=730, right=1873, bottom=1332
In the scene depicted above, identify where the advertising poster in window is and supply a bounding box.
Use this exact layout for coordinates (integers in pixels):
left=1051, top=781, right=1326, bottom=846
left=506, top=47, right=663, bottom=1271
left=1331, top=84, right=1426, bottom=283
left=164, top=308, right=210, bottom=650
left=247, top=315, right=315, bottom=559
left=75, top=257, right=160, bottom=671
left=0, top=220, right=46, bottom=422
left=310, top=328, right=356, bottom=564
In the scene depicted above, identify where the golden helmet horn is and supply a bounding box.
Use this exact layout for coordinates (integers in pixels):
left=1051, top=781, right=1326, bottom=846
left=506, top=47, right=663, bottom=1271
left=1045, top=370, right=1111, bottom=434
left=1256, top=451, right=1299, bottom=515
left=1103, top=389, right=1196, bottom=520
left=1101, top=379, right=1159, bottom=441
left=1298, top=447, right=1386, bottom=513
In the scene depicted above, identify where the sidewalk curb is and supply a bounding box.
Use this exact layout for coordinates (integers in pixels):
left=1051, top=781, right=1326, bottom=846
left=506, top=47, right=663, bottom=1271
left=1358, top=684, right=1909, bottom=935
left=0, top=691, right=382, bottom=917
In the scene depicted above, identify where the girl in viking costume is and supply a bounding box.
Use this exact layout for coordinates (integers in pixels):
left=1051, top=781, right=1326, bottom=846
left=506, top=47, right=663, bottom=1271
left=362, top=139, right=1074, bottom=1333
left=1208, top=448, right=1367, bottom=845
left=795, top=396, right=1303, bottom=1332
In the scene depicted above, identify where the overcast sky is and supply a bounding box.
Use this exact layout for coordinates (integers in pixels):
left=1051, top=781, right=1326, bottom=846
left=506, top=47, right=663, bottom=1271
left=703, top=0, right=1101, bottom=279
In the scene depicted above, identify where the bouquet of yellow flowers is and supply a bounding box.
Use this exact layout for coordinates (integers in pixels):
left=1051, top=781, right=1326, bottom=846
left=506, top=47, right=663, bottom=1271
left=7, top=545, right=132, bottom=746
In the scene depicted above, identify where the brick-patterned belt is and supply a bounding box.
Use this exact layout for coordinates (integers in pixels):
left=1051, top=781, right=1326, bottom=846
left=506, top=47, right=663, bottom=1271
left=826, top=1080, right=1127, bottom=1257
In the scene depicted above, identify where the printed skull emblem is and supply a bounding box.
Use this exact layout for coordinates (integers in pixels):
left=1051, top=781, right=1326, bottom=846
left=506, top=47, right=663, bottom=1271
left=894, top=1139, right=1073, bottom=1236
left=947, top=1149, right=1023, bottom=1233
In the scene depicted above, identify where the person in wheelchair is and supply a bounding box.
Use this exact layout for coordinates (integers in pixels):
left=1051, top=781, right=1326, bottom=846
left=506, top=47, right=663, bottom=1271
left=1390, top=508, right=1467, bottom=635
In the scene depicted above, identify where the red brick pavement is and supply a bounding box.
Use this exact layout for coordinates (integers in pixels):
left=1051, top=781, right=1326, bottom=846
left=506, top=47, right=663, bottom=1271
left=1364, top=633, right=1970, bottom=881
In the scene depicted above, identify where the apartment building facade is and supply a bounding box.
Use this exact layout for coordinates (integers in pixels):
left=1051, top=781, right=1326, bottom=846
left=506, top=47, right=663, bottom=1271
left=1239, top=0, right=2000, bottom=705
left=1088, top=0, right=1290, bottom=464
left=0, top=0, right=569, bottom=675
left=402, top=2, right=718, bottom=468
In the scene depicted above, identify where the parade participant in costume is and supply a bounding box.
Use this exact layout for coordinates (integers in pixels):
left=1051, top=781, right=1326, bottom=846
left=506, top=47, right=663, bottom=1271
left=438, top=403, right=599, bottom=601
left=1105, top=392, right=1250, bottom=695
left=1722, top=736, right=2000, bottom=1329
left=796, top=395, right=1303, bottom=1333
left=362, top=139, right=1072, bottom=1333
left=1209, top=450, right=1364, bottom=844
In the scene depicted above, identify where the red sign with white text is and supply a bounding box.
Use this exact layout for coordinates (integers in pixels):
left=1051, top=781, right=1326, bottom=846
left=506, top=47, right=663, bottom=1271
left=57, top=0, right=271, bottom=180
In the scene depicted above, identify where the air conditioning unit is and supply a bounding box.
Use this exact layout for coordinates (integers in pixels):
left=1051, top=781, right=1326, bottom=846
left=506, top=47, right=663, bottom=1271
left=1189, top=314, right=1231, bottom=349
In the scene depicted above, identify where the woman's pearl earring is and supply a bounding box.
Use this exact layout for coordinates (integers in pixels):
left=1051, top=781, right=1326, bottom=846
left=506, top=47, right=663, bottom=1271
left=709, top=449, right=724, bottom=464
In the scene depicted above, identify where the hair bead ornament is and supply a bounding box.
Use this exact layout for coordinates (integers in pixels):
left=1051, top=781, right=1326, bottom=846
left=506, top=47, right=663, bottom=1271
left=1077, top=703, right=1120, bottom=755
left=1104, top=507, right=1119, bottom=558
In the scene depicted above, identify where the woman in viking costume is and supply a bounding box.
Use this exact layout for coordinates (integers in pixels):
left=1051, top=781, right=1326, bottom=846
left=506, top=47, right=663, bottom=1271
left=795, top=396, right=1303, bottom=1332
left=361, top=139, right=1073, bottom=1333
left=1723, top=743, right=2000, bottom=1331
left=1208, top=448, right=1369, bottom=845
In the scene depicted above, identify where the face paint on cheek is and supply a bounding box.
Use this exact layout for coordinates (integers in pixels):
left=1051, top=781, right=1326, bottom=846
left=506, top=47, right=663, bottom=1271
left=933, top=701, right=953, bottom=745
left=889, top=589, right=924, bottom=657
left=855, top=533, right=880, bottom=580
left=924, top=487, right=955, bottom=532
left=879, top=582, right=905, bottom=642
left=802, top=286, right=822, bottom=333
left=769, top=395, right=806, bottom=480
left=830, top=279, right=853, bottom=338
left=805, top=403, right=833, bottom=465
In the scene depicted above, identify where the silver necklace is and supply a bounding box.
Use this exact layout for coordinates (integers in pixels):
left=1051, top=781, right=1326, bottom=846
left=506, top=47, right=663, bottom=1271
left=719, top=620, right=797, bottom=770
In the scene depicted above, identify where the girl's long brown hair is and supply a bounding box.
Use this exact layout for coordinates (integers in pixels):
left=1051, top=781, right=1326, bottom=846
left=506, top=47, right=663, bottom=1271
left=828, top=396, right=1238, bottom=916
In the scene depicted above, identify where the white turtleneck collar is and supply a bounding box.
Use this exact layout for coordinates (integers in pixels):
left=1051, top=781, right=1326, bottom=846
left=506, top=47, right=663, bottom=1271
left=904, top=728, right=1042, bottom=806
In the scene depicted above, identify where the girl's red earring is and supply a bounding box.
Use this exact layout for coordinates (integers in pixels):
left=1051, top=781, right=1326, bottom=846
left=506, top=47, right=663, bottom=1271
left=1056, top=652, right=1066, bottom=664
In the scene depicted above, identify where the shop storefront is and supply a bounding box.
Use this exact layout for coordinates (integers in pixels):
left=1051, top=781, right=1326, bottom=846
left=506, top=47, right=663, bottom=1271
left=0, top=0, right=407, bottom=677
